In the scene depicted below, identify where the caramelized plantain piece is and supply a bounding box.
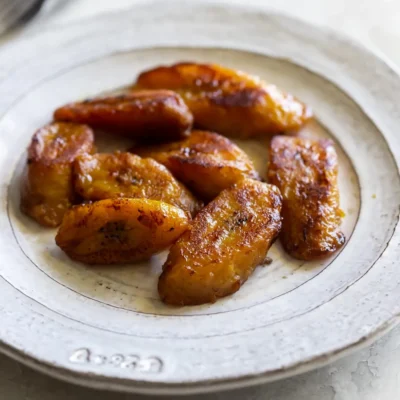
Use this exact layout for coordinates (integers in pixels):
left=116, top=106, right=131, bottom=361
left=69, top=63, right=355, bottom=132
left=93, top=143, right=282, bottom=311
left=55, top=198, right=190, bottom=264
left=158, top=178, right=282, bottom=305
left=20, top=122, right=94, bottom=227
left=74, top=152, right=201, bottom=216
left=268, top=136, right=345, bottom=260
left=133, top=130, right=260, bottom=201
left=54, top=90, right=193, bottom=141
left=135, top=62, right=312, bottom=138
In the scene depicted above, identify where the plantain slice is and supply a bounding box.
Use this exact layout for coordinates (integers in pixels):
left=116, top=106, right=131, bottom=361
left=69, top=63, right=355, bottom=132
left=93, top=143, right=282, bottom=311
left=133, top=130, right=260, bottom=201
left=158, top=178, right=282, bottom=306
left=55, top=198, right=190, bottom=264
left=74, top=152, right=201, bottom=217
left=20, top=122, right=94, bottom=227
left=134, top=62, right=312, bottom=138
left=268, top=136, right=345, bottom=260
left=54, top=90, right=193, bottom=141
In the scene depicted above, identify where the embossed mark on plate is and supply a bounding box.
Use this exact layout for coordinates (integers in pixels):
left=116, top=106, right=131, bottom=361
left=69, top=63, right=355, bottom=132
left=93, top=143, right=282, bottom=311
left=69, top=348, right=163, bottom=373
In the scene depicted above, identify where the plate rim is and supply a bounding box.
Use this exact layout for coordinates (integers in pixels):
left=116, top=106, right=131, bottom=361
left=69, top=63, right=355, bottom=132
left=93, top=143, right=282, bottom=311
left=0, top=317, right=399, bottom=395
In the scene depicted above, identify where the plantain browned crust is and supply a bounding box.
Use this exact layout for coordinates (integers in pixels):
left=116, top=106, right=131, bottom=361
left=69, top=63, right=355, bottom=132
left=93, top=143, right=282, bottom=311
left=20, top=122, right=94, bottom=227
left=55, top=198, right=190, bottom=264
left=133, top=130, right=260, bottom=201
left=74, top=152, right=201, bottom=216
left=268, top=136, right=345, bottom=260
left=158, top=178, right=282, bottom=306
left=54, top=90, right=193, bottom=141
left=134, top=62, right=312, bottom=138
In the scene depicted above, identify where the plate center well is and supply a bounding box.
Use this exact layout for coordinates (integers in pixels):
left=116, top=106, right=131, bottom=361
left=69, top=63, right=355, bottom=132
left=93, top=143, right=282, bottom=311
left=5, top=48, right=360, bottom=317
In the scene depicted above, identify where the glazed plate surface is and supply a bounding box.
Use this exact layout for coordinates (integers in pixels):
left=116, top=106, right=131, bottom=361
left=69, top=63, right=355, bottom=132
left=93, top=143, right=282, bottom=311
left=0, top=1, right=400, bottom=394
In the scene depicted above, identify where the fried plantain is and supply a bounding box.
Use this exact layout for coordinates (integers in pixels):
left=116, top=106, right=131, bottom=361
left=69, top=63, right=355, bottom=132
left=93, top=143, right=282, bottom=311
left=133, top=130, right=260, bottom=201
left=134, top=62, right=312, bottom=138
left=268, top=136, right=345, bottom=260
left=20, top=122, right=94, bottom=227
left=55, top=198, right=190, bottom=264
left=74, top=152, right=201, bottom=216
left=158, top=178, right=282, bottom=306
left=54, top=90, right=193, bottom=141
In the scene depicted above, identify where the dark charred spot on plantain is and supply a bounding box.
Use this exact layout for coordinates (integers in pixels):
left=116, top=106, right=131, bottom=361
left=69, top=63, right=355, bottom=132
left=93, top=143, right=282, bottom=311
left=302, top=227, right=308, bottom=242
left=137, top=211, right=165, bottom=229
left=115, top=94, right=129, bottom=100
left=75, top=211, right=92, bottom=228
left=235, top=216, right=248, bottom=226
left=98, top=221, right=127, bottom=244
left=224, top=211, right=250, bottom=232
left=150, top=211, right=166, bottom=226
left=172, top=155, right=214, bottom=169
left=209, top=88, right=265, bottom=107
left=99, top=220, right=126, bottom=233
left=303, top=183, right=330, bottom=202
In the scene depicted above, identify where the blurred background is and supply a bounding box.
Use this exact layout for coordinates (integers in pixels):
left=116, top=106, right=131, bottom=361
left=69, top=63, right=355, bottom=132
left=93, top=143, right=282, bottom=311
left=1, top=1, right=400, bottom=399
left=3, top=0, right=400, bottom=67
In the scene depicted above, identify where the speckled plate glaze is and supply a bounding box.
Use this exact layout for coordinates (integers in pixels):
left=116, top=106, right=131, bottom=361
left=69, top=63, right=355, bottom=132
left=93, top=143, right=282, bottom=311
left=1, top=1, right=400, bottom=395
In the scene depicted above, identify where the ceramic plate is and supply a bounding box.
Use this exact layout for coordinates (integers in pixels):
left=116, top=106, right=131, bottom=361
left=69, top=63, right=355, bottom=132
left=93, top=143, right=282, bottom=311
left=1, top=1, right=400, bottom=395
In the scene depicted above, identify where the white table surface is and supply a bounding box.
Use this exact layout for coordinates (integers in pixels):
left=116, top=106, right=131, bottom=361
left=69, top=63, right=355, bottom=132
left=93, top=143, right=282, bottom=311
left=1, top=0, right=400, bottom=399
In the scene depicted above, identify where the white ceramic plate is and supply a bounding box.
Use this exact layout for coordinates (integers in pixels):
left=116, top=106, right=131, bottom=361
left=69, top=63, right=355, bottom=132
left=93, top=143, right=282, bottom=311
left=1, top=1, right=400, bottom=395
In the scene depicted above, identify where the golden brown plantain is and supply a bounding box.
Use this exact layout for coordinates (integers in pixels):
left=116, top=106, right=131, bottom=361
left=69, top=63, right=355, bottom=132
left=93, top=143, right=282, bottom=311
left=158, top=178, right=282, bottom=306
left=133, top=130, right=260, bottom=201
left=54, top=90, right=193, bottom=141
left=134, top=62, right=312, bottom=138
left=20, top=122, right=94, bottom=227
left=55, top=198, right=190, bottom=264
left=74, top=152, right=201, bottom=216
left=268, top=136, right=345, bottom=260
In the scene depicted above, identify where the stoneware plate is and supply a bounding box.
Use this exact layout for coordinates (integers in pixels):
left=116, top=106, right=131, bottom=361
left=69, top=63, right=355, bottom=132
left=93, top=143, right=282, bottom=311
left=1, top=1, right=400, bottom=395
